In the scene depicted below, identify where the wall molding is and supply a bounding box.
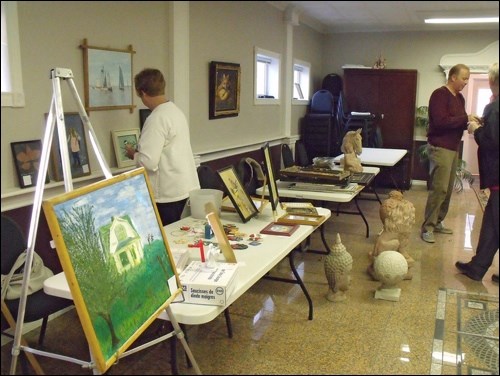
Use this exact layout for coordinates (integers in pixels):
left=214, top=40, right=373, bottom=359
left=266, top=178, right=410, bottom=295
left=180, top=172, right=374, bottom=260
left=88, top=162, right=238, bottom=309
left=440, top=40, right=499, bottom=77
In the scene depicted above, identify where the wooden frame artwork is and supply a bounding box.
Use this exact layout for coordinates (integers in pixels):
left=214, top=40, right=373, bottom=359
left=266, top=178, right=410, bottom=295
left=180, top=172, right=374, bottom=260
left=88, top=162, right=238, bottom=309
left=42, top=168, right=181, bottom=374
left=260, top=222, right=299, bottom=237
left=261, top=142, right=280, bottom=212
left=112, top=128, right=140, bottom=169
left=277, top=213, right=326, bottom=226
left=217, top=165, right=258, bottom=223
left=47, top=112, right=91, bottom=182
left=80, top=39, right=135, bottom=113
left=10, top=140, right=49, bottom=188
left=209, top=61, right=241, bottom=119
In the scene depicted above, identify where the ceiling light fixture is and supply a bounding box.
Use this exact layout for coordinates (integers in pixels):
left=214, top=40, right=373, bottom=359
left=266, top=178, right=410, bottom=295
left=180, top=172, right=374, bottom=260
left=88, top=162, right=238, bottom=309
left=425, top=17, right=499, bottom=24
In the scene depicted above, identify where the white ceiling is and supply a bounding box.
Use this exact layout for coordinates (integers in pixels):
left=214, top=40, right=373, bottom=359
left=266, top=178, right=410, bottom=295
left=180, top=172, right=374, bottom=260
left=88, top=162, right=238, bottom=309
left=268, top=1, right=500, bottom=34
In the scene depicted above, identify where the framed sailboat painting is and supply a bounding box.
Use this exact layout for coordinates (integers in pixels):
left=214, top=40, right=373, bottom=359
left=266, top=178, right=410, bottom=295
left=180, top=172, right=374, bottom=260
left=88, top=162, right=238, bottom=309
left=80, top=39, right=136, bottom=113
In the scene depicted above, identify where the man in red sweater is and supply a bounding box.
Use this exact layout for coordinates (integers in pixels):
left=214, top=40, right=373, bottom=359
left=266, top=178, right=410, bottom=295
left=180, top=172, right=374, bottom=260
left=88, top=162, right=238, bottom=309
left=421, top=64, right=481, bottom=243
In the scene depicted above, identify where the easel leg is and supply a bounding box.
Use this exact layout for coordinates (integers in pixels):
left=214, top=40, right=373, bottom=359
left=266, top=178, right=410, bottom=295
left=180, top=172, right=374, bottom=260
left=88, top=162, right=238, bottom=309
left=165, top=306, right=202, bottom=375
left=2, top=301, right=44, bottom=375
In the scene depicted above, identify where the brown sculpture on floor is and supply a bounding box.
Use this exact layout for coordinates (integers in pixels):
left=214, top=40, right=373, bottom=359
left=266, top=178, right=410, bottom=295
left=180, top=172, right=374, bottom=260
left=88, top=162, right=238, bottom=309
left=340, top=128, right=363, bottom=173
left=368, top=190, right=415, bottom=280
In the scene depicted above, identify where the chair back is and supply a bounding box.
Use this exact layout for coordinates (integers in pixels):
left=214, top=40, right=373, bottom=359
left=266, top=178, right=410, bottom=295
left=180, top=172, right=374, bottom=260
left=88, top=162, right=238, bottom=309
left=295, top=141, right=310, bottom=167
left=1, top=215, right=27, bottom=275
left=281, top=144, right=295, bottom=168
left=197, top=165, right=224, bottom=192
left=310, top=90, right=334, bottom=114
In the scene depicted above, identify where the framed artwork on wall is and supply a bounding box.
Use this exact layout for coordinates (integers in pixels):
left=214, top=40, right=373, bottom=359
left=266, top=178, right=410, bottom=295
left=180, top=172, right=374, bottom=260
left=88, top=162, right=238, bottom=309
left=80, top=39, right=136, bottom=113
left=42, top=168, right=181, bottom=374
left=47, top=112, right=91, bottom=182
left=209, top=61, right=241, bottom=119
left=112, top=128, right=140, bottom=169
left=10, top=139, right=50, bottom=188
left=217, top=165, right=258, bottom=223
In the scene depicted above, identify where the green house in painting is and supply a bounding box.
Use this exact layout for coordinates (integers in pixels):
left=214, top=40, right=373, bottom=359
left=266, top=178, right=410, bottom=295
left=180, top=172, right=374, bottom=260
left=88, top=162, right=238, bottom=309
left=99, top=215, right=144, bottom=274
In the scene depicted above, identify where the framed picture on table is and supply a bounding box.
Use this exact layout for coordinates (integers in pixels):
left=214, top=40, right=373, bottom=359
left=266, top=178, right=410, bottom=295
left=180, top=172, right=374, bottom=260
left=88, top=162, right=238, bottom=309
left=260, top=222, right=299, bottom=237
left=277, top=213, right=326, bottom=226
left=42, top=168, right=181, bottom=374
left=261, top=142, right=280, bottom=212
left=217, top=165, right=258, bottom=223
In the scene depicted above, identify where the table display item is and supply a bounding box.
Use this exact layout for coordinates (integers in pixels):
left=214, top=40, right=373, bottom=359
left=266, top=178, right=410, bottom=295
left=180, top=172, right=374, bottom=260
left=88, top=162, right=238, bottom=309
left=280, top=165, right=350, bottom=185
left=260, top=222, right=299, bottom=236
left=373, top=251, right=408, bottom=302
left=277, top=213, right=325, bottom=226
left=281, top=202, right=318, bottom=215
left=340, top=128, right=363, bottom=173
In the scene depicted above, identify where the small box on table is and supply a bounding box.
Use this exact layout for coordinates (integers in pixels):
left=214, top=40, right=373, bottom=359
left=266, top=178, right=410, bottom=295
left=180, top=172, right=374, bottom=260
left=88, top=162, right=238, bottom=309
left=179, top=261, right=239, bottom=306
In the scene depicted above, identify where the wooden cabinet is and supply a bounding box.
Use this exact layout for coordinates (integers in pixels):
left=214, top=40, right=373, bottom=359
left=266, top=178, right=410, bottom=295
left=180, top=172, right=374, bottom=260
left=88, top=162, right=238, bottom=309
left=343, top=68, right=417, bottom=190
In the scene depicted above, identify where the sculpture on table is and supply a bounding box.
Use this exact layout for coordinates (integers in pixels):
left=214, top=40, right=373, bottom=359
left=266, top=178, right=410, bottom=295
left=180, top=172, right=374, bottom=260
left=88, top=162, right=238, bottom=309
left=368, top=190, right=415, bottom=281
left=373, top=250, right=408, bottom=301
left=324, top=233, right=353, bottom=302
left=340, top=129, right=363, bottom=173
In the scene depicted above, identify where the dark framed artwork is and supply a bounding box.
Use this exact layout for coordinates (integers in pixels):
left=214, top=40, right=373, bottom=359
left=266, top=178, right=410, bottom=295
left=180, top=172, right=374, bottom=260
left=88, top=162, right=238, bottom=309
left=139, top=109, right=152, bottom=130
left=47, top=112, right=91, bottom=182
left=42, top=168, right=181, bottom=373
left=217, top=165, right=258, bottom=223
left=10, top=140, right=50, bottom=188
left=261, top=142, right=280, bottom=212
left=209, top=61, right=241, bottom=119
left=80, top=39, right=136, bottom=113
left=260, top=222, right=299, bottom=237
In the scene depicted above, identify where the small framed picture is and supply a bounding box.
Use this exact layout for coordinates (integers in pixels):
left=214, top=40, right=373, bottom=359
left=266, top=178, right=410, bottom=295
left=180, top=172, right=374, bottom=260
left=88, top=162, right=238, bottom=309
left=277, top=213, right=326, bottom=226
left=112, top=128, right=140, bottom=168
left=217, top=165, right=259, bottom=223
left=10, top=140, right=50, bottom=188
left=260, top=222, right=299, bottom=237
left=261, top=142, right=280, bottom=212
left=281, top=202, right=318, bottom=215
left=47, top=112, right=91, bottom=182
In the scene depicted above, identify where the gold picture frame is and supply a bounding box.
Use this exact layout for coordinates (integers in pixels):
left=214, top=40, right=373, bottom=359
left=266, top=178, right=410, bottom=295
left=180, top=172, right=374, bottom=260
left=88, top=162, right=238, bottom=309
left=261, top=142, right=280, bottom=212
left=80, top=39, right=136, bottom=113
left=112, top=128, right=140, bottom=169
left=277, top=213, right=326, bottom=226
left=217, top=165, right=258, bottom=223
left=209, top=61, right=241, bottom=119
left=42, top=168, right=181, bottom=373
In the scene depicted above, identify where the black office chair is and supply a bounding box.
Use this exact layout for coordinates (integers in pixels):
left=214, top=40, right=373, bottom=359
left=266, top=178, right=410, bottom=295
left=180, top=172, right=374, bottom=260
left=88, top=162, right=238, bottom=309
left=1, top=215, right=72, bottom=347
left=281, top=144, right=295, bottom=168
left=295, top=140, right=310, bottom=167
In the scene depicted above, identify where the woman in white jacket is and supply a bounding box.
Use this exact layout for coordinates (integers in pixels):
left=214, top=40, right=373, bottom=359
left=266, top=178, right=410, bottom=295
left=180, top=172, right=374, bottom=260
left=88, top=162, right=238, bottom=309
left=126, top=68, right=200, bottom=225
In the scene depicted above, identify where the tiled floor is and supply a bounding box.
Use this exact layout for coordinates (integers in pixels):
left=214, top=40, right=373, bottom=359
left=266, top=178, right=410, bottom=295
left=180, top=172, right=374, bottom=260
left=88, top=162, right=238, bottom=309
left=2, top=183, right=498, bottom=375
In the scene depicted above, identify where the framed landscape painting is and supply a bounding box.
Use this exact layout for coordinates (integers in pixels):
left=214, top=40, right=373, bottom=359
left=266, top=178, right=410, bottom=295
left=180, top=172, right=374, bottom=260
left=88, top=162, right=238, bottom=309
left=42, top=168, right=181, bottom=373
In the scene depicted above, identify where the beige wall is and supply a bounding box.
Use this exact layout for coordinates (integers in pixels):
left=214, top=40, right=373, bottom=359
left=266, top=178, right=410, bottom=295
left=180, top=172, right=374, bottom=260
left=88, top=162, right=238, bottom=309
left=322, top=30, right=499, bottom=107
left=1, top=1, right=497, bottom=196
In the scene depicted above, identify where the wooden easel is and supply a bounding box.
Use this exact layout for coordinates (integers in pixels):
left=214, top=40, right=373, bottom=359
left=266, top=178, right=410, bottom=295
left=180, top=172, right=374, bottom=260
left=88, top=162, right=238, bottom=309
left=9, top=68, right=201, bottom=375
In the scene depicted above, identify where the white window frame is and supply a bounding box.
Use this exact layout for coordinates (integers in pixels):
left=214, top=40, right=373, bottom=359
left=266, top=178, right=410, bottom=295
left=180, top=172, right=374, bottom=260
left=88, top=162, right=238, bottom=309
left=254, top=47, right=280, bottom=105
left=1, top=1, right=25, bottom=107
left=292, top=58, right=310, bottom=105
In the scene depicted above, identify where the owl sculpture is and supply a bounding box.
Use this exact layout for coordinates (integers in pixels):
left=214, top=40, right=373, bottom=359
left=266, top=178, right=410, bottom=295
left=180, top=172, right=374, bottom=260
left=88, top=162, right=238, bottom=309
left=324, top=233, right=353, bottom=302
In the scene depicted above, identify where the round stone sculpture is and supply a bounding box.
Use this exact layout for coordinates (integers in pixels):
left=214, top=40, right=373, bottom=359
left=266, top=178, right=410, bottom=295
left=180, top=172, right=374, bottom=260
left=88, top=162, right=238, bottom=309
left=373, top=250, right=408, bottom=289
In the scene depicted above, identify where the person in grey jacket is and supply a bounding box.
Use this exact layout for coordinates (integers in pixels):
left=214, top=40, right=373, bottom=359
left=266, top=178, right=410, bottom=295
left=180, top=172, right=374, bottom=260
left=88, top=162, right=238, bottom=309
left=455, top=62, right=499, bottom=283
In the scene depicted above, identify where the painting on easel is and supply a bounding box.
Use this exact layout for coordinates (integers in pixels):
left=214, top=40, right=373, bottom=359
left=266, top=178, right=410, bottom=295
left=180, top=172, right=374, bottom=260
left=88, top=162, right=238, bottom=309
left=42, top=168, right=182, bottom=373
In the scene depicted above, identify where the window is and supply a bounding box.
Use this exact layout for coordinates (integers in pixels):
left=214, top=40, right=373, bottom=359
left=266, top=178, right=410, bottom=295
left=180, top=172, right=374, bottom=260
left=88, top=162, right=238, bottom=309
left=254, top=47, right=280, bottom=104
left=293, top=59, right=310, bottom=103
left=1, top=1, right=25, bottom=107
